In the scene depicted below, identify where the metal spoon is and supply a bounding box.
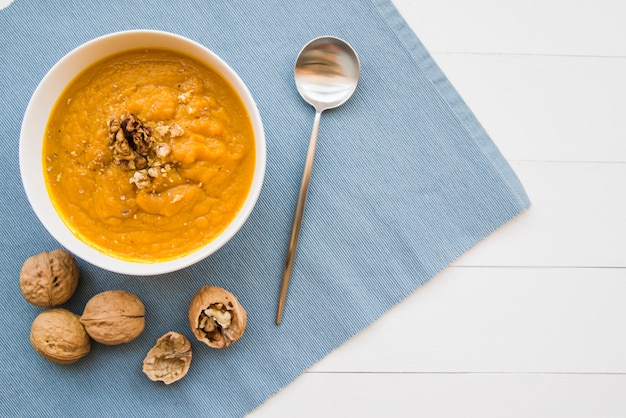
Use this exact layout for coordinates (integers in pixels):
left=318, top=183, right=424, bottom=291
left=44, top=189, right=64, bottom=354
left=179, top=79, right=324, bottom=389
left=276, top=36, right=361, bottom=325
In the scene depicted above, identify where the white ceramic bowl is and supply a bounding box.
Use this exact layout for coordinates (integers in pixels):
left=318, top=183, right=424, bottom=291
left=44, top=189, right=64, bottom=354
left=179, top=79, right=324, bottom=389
left=19, top=30, right=266, bottom=276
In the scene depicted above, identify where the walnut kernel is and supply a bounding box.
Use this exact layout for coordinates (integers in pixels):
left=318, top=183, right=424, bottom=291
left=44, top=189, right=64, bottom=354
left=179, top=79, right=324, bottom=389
left=188, top=286, right=247, bottom=349
left=30, top=308, right=91, bottom=364
left=20, top=249, right=79, bottom=307
left=143, top=331, right=192, bottom=384
left=80, top=290, right=145, bottom=345
left=109, top=112, right=154, bottom=162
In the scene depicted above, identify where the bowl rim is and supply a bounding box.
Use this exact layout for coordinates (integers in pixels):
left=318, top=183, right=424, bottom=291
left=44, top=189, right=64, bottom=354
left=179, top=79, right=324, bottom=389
left=19, top=29, right=266, bottom=276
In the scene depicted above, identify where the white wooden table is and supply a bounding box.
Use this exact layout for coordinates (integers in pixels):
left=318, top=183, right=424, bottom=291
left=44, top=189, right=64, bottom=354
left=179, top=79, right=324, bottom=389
left=252, top=0, right=626, bottom=416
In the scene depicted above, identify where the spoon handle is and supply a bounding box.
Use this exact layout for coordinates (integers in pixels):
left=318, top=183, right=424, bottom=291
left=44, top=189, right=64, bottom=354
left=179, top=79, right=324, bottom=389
left=276, top=110, right=322, bottom=325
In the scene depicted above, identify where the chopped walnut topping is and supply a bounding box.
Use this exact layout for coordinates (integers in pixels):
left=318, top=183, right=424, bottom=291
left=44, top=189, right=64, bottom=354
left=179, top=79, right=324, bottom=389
left=155, top=142, right=171, bottom=158
left=109, top=112, right=153, bottom=160
left=169, top=124, right=184, bottom=138
left=109, top=119, right=134, bottom=164
left=154, top=123, right=170, bottom=137
left=178, top=91, right=192, bottom=104
left=108, top=112, right=177, bottom=190
left=121, top=112, right=153, bottom=156
left=154, top=122, right=184, bottom=139
left=129, top=170, right=150, bottom=190
left=147, top=167, right=160, bottom=178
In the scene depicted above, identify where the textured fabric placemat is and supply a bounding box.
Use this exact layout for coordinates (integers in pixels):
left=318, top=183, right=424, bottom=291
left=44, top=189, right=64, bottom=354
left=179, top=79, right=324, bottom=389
left=0, top=0, right=529, bottom=416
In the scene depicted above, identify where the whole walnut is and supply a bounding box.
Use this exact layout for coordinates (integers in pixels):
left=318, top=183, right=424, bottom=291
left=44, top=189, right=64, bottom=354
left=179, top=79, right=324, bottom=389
left=143, top=331, right=193, bottom=385
left=30, top=308, right=91, bottom=364
left=188, top=286, right=247, bottom=349
left=79, top=290, right=145, bottom=345
left=20, top=249, right=79, bottom=307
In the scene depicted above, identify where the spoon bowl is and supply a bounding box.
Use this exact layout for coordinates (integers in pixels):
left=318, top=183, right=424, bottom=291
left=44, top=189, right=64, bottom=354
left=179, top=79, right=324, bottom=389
left=277, top=36, right=360, bottom=324
left=294, top=37, right=361, bottom=111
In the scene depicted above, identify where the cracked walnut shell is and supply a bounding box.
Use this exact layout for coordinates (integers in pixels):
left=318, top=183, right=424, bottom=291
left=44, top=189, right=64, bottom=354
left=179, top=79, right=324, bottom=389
left=188, top=286, right=247, bottom=349
left=30, top=308, right=90, bottom=364
left=80, top=290, right=145, bottom=345
left=143, top=332, right=192, bottom=385
left=20, top=249, right=79, bottom=307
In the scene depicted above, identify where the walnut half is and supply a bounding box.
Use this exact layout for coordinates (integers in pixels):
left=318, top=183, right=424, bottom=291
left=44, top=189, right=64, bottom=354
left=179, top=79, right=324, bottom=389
left=142, top=332, right=192, bottom=385
left=188, top=286, right=247, bottom=349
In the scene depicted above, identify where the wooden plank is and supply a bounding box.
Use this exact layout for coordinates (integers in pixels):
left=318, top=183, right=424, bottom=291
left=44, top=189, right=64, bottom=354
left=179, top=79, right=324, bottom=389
left=392, top=0, right=626, bottom=57
left=430, top=54, right=626, bottom=163
left=310, top=266, right=626, bottom=373
left=250, top=372, right=626, bottom=417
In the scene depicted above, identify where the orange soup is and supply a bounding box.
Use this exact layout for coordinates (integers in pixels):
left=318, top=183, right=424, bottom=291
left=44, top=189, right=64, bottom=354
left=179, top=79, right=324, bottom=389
left=43, top=49, right=256, bottom=262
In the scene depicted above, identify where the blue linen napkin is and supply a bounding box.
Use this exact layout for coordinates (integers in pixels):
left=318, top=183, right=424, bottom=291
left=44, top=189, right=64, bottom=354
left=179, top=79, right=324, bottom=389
left=0, top=0, right=529, bottom=416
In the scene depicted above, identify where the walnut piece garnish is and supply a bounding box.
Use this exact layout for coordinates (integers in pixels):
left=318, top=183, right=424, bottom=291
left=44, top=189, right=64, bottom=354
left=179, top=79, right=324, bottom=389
left=129, top=170, right=151, bottom=190
left=155, top=142, right=172, bottom=158
left=169, top=124, right=184, bottom=138
left=79, top=290, right=145, bottom=345
left=30, top=308, right=91, bottom=364
left=154, top=122, right=184, bottom=139
left=108, top=113, right=177, bottom=190
left=19, top=249, right=79, bottom=307
left=109, top=112, right=153, bottom=164
left=188, top=286, right=247, bottom=349
left=143, top=331, right=193, bottom=385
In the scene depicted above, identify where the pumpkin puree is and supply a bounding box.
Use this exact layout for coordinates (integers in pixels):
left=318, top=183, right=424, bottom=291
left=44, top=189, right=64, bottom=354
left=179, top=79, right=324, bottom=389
left=43, top=49, right=256, bottom=262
